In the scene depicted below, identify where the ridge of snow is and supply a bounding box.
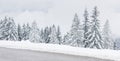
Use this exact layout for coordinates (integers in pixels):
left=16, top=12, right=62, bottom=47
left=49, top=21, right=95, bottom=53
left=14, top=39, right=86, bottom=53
left=0, top=40, right=119, bottom=61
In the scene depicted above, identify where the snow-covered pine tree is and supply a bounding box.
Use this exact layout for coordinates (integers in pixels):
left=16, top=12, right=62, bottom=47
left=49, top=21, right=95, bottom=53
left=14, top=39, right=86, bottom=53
left=114, top=38, right=120, bottom=50
left=17, top=24, right=22, bottom=41
left=43, top=26, right=51, bottom=43
left=103, top=20, right=114, bottom=49
left=0, top=17, right=18, bottom=41
left=83, top=9, right=91, bottom=48
left=40, top=28, right=44, bottom=41
left=86, top=6, right=103, bottom=49
left=49, top=25, right=59, bottom=44
left=0, top=20, right=4, bottom=40
left=0, top=17, right=8, bottom=40
left=29, top=21, right=43, bottom=43
left=63, top=13, right=83, bottom=47
left=63, top=32, right=71, bottom=45
left=56, top=26, right=62, bottom=44
left=25, top=23, right=31, bottom=40
left=21, top=23, right=31, bottom=40
left=21, top=24, right=26, bottom=40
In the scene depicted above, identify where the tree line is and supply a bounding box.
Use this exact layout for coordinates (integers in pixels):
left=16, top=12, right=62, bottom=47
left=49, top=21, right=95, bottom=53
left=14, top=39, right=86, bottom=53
left=0, top=6, right=115, bottom=49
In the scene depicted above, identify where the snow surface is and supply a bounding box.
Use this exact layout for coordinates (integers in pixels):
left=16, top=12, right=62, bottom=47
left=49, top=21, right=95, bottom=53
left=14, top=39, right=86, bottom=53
left=0, top=40, right=119, bottom=61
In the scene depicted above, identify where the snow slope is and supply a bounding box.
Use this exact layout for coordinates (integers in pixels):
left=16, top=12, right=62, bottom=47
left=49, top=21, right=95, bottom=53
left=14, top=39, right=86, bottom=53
left=0, top=40, right=119, bottom=61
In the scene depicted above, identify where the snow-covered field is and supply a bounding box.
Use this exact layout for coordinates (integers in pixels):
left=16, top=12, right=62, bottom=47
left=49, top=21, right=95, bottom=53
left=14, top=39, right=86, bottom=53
left=0, top=40, right=119, bottom=61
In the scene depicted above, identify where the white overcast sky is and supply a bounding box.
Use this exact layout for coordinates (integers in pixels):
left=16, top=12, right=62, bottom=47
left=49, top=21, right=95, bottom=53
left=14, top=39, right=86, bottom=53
left=0, top=0, right=120, bottom=36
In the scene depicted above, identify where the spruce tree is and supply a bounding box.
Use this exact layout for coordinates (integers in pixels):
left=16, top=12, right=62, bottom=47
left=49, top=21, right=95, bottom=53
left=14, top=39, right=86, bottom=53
left=17, top=24, right=22, bottom=41
left=43, top=27, right=51, bottom=43
left=25, top=23, right=31, bottom=40
left=0, top=20, right=4, bottom=40
left=0, top=17, right=18, bottom=41
left=21, top=23, right=31, bottom=40
left=103, top=20, right=114, bottom=49
left=86, top=6, right=103, bottom=49
left=56, top=26, right=62, bottom=44
left=64, top=14, right=83, bottom=47
left=29, top=21, right=43, bottom=43
left=49, top=25, right=59, bottom=44
left=83, top=9, right=91, bottom=47
left=21, top=24, right=26, bottom=40
left=40, top=28, right=44, bottom=42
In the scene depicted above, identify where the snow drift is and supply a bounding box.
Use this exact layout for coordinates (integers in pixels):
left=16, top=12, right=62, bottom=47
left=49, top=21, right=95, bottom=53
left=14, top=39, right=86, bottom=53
left=0, top=40, right=119, bottom=61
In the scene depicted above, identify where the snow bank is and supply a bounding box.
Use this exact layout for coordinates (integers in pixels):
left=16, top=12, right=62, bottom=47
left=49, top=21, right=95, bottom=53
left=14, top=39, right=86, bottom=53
left=0, top=40, right=120, bottom=61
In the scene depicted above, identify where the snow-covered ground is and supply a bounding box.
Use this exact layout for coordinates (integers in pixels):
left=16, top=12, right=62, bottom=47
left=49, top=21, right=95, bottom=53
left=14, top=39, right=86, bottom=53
left=0, top=40, right=119, bottom=61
